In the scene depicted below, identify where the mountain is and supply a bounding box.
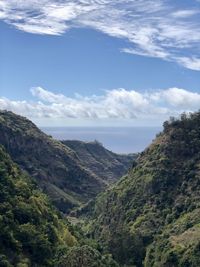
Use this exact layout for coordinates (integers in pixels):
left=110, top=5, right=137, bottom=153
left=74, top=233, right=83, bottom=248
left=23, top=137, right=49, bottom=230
left=86, top=112, right=200, bottom=267
left=0, top=111, right=106, bottom=212
left=0, top=111, right=133, bottom=213
left=62, top=140, right=135, bottom=184
left=5, top=109, right=200, bottom=266
left=0, top=145, right=119, bottom=266
left=0, top=144, right=75, bottom=266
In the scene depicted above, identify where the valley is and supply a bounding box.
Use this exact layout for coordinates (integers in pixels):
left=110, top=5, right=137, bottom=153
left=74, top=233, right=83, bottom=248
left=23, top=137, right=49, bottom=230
left=1, top=110, right=200, bottom=266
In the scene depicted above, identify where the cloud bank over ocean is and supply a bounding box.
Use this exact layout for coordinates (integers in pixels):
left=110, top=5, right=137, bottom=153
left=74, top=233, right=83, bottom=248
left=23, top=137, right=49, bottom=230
left=1, top=87, right=200, bottom=125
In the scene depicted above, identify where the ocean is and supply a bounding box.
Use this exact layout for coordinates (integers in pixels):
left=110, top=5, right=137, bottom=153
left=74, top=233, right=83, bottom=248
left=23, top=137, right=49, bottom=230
left=41, top=127, right=162, bottom=154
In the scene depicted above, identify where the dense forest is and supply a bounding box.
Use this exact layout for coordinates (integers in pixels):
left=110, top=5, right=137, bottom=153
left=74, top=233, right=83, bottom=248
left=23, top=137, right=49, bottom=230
left=1, top=110, right=200, bottom=266
left=0, top=145, right=118, bottom=266
left=86, top=112, right=200, bottom=266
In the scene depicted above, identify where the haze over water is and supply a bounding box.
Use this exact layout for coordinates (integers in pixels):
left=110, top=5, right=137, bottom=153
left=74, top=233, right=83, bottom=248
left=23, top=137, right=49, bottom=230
left=42, top=127, right=162, bottom=154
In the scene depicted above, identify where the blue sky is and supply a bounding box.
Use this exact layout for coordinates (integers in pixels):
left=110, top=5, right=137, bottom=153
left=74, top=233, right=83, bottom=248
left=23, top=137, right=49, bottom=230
left=0, top=0, right=200, bottom=126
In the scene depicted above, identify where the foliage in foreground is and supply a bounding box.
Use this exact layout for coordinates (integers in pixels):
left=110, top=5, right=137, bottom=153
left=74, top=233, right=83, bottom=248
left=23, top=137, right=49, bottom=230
left=0, top=145, right=118, bottom=266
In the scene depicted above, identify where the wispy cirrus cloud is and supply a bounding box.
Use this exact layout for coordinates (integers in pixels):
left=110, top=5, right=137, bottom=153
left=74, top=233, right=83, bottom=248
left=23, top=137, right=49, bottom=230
left=1, top=0, right=200, bottom=70
left=171, top=10, right=199, bottom=18
left=1, top=87, right=200, bottom=126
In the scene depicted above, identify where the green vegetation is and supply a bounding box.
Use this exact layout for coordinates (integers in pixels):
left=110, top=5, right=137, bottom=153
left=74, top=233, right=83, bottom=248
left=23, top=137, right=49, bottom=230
left=55, top=245, right=119, bottom=267
left=85, top=112, right=200, bottom=267
left=62, top=140, right=135, bottom=184
left=0, top=111, right=133, bottom=214
left=2, top=109, right=200, bottom=266
left=0, top=145, right=76, bottom=266
left=0, top=111, right=103, bottom=212
left=0, top=145, right=118, bottom=266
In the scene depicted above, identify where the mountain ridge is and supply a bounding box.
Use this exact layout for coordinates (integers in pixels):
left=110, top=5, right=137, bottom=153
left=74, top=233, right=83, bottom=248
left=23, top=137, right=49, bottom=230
left=85, top=112, right=200, bottom=267
left=0, top=110, right=133, bottom=213
left=2, top=109, right=200, bottom=266
left=62, top=140, right=135, bottom=184
left=0, top=144, right=120, bottom=266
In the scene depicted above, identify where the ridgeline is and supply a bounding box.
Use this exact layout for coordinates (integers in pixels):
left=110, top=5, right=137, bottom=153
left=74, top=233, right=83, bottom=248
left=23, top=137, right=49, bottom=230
left=86, top=112, right=200, bottom=267
left=0, top=111, right=133, bottom=213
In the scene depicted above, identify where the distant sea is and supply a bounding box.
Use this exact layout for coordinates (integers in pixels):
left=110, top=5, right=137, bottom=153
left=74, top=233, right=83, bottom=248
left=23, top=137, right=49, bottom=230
left=41, top=127, right=162, bottom=154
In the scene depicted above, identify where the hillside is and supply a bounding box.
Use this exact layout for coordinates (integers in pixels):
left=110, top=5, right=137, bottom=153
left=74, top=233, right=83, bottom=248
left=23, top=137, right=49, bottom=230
left=0, top=111, right=107, bottom=213
left=0, top=145, right=119, bottom=266
left=86, top=112, right=200, bottom=267
left=62, top=140, right=135, bottom=184
left=0, top=111, right=134, bottom=213
left=0, top=145, right=75, bottom=266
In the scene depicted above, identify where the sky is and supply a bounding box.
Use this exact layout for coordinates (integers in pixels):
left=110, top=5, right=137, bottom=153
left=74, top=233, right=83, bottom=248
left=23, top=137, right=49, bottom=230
left=0, top=0, right=200, bottom=126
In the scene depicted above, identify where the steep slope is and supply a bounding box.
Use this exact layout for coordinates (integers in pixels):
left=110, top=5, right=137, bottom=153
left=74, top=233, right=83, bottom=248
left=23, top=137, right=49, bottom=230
left=0, top=145, right=76, bottom=266
left=0, top=145, right=119, bottom=267
left=0, top=111, right=106, bottom=213
left=87, top=112, right=200, bottom=267
left=62, top=140, right=135, bottom=184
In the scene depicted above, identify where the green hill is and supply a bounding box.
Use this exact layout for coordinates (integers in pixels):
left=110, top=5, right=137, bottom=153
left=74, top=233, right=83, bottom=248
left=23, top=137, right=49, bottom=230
left=86, top=112, right=200, bottom=267
left=62, top=140, right=135, bottom=184
left=3, top=109, right=200, bottom=266
left=0, top=111, right=107, bottom=213
left=0, top=145, right=119, bottom=266
left=0, top=145, right=76, bottom=266
left=0, top=111, right=133, bottom=214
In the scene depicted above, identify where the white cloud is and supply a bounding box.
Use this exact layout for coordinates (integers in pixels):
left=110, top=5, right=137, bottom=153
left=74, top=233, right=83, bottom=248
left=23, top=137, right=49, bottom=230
left=1, top=87, right=200, bottom=126
left=0, top=0, right=200, bottom=70
left=171, top=10, right=199, bottom=18
left=175, top=56, right=200, bottom=71
left=150, top=88, right=200, bottom=109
